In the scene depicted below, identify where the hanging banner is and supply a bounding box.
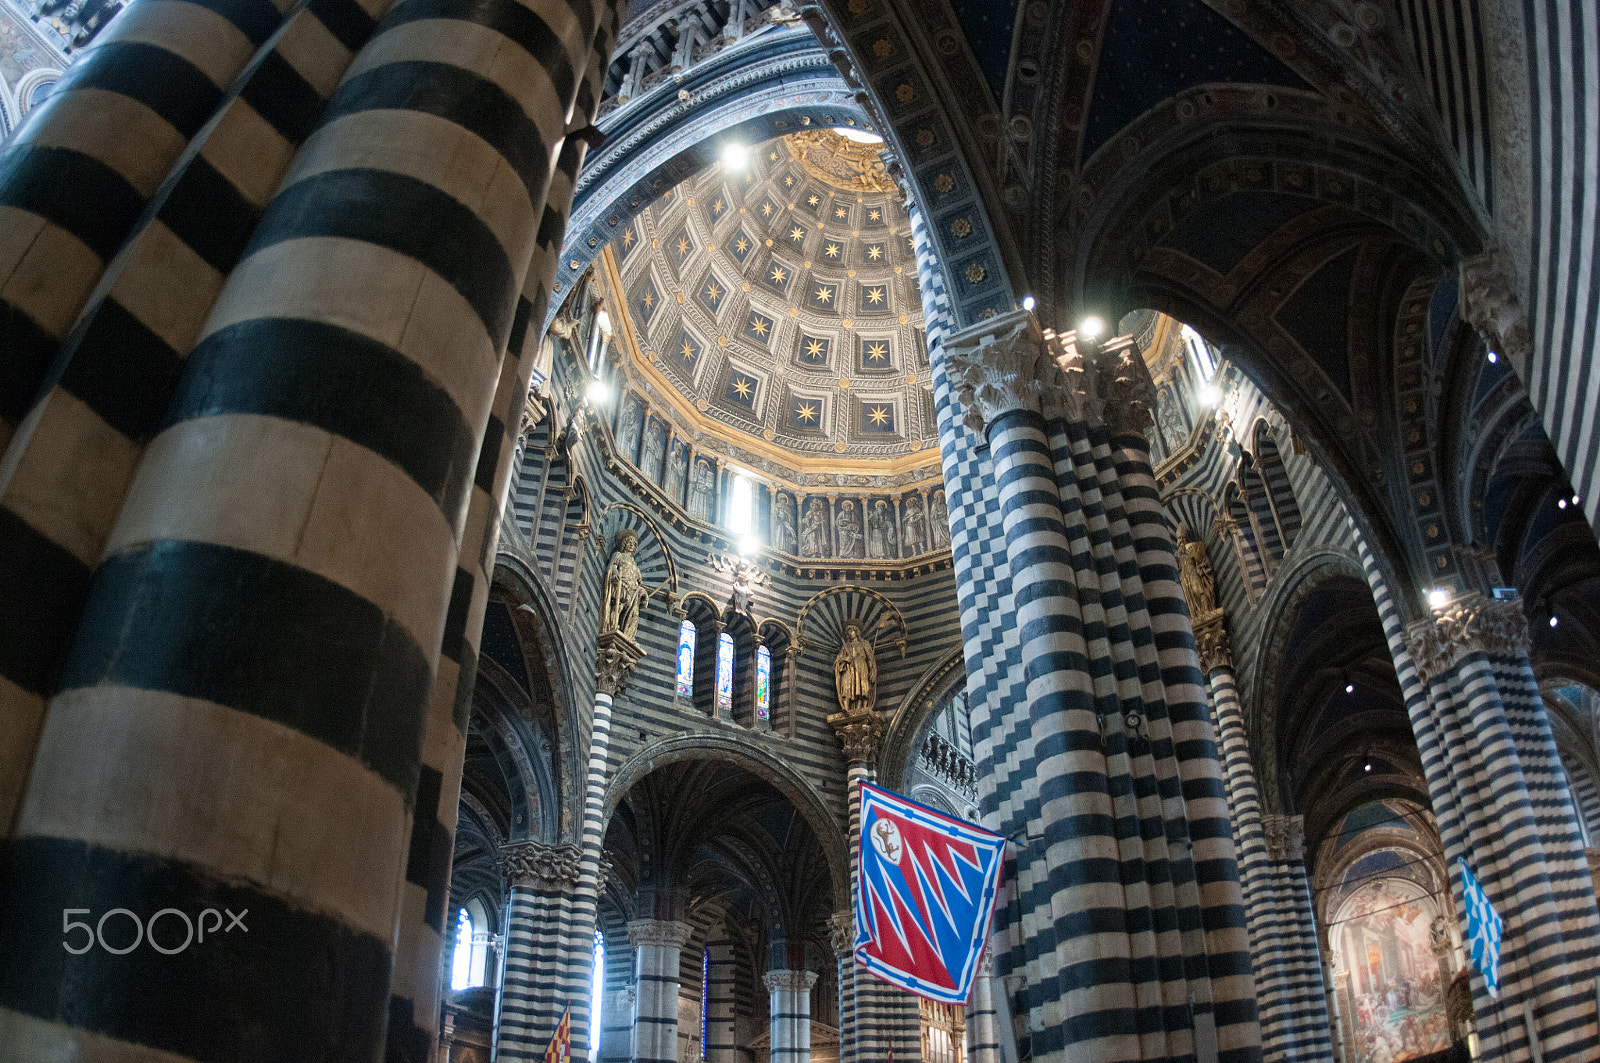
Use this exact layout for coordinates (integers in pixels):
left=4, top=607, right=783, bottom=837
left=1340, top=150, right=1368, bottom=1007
left=853, top=781, right=1005, bottom=1004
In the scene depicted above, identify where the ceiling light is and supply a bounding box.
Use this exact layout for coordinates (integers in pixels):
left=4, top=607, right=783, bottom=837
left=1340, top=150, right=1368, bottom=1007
left=1079, top=315, right=1105, bottom=339
left=1560, top=498, right=1569, bottom=509
left=1428, top=588, right=1451, bottom=610
left=1198, top=384, right=1221, bottom=406
left=1574, top=494, right=1582, bottom=505
left=1550, top=615, right=1560, bottom=628
left=832, top=127, right=884, bottom=145
left=586, top=379, right=611, bottom=405
left=1022, top=295, right=1036, bottom=311
left=1364, top=762, right=1373, bottom=772
left=1346, top=684, right=1355, bottom=694
left=1487, top=350, right=1499, bottom=364
left=720, top=142, right=750, bottom=170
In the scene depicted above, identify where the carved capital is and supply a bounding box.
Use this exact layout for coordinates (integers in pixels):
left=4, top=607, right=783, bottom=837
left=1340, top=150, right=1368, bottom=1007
left=1403, top=592, right=1531, bottom=685
left=1096, top=335, right=1158, bottom=439
left=829, top=911, right=855, bottom=958
left=627, top=918, right=694, bottom=949
left=597, top=630, right=647, bottom=697
left=1261, top=814, right=1304, bottom=863
left=827, top=710, right=886, bottom=765
left=1460, top=247, right=1531, bottom=372
left=499, top=841, right=583, bottom=891
left=762, top=969, right=819, bottom=993
left=942, top=308, right=1056, bottom=434
left=1192, top=608, right=1232, bottom=674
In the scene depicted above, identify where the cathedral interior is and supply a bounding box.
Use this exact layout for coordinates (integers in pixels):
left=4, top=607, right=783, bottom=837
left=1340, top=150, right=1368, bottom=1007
left=2, top=1, right=1600, bottom=1063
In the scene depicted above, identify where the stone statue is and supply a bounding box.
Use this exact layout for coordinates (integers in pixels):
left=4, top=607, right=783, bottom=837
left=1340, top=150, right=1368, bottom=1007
left=930, top=490, right=949, bottom=547
left=834, top=619, right=877, bottom=716
left=801, top=498, right=828, bottom=556
left=867, top=499, right=897, bottom=558
left=835, top=498, right=861, bottom=557
left=1176, top=524, right=1216, bottom=615
left=600, top=529, right=651, bottom=641
left=641, top=423, right=664, bottom=482
left=902, top=495, right=928, bottom=555
left=616, top=399, right=641, bottom=464
left=664, top=443, right=686, bottom=502
left=690, top=460, right=715, bottom=520
left=772, top=493, right=797, bottom=554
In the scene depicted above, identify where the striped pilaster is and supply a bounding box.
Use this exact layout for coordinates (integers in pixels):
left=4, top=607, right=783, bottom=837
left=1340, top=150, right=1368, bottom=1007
left=1355, top=527, right=1600, bottom=1062
left=831, top=912, right=858, bottom=1063
left=628, top=919, right=692, bottom=1063
left=1207, top=666, right=1333, bottom=1063
left=705, top=932, right=738, bottom=1063
left=965, top=952, right=1000, bottom=1063
left=0, top=0, right=610, bottom=1054
left=0, top=0, right=382, bottom=840
left=764, top=968, right=817, bottom=1063
left=496, top=844, right=584, bottom=1059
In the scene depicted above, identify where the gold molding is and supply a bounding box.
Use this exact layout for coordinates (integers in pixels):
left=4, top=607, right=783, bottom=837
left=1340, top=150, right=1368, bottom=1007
left=599, top=247, right=941, bottom=484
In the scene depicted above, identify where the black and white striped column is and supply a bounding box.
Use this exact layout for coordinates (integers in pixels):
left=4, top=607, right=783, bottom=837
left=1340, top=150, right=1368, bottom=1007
left=764, top=968, right=818, bottom=1063
left=830, top=911, right=858, bottom=1063
left=628, top=918, right=692, bottom=1063
left=705, top=928, right=738, bottom=1063
left=497, top=843, right=584, bottom=1058
left=965, top=951, right=1001, bottom=1063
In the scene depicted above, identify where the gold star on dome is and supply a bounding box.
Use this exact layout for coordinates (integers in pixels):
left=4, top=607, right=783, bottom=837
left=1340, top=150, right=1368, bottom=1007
left=732, top=377, right=752, bottom=399
left=789, top=226, right=806, bottom=242
left=835, top=207, right=848, bottom=219
left=641, top=291, right=655, bottom=310
left=795, top=401, right=818, bottom=423
left=824, top=242, right=841, bottom=258
left=784, top=175, right=794, bottom=187
left=676, top=236, right=692, bottom=257
left=814, top=285, right=834, bottom=304
left=712, top=198, right=725, bottom=214
left=869, top=209, right=881, bottom=221
left=748, top=315, right=770, bottom=337
left=769, top=151, right=779, bottom=161
left=868, top=405, right=890, bottom=426
left=705, top=281, right=723, bottom=303
left=808, top=194, right=820, bottom=207
left=865, top=286, right=886, bottom=305
left=734, top=236, right=750, bottom=254
left=622, top=228, right=635, bottom=248
left=681, top=339, right=697, bottom=360
left=761, top=202, right=773, bottom=217
left=804, top=339, right=826, bottom=359
left=866, top=341, right=888, bottom=361
left=866, top=244, right=883, bottom=260
left=770, top=264, right=788, bottom=284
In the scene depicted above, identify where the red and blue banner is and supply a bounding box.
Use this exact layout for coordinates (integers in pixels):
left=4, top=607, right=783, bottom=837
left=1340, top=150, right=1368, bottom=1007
left=853, top=782, right=1006, bottom=1004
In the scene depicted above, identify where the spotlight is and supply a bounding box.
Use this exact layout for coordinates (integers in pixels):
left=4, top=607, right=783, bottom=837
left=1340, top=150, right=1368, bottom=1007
left=1487, top=350, right=1499, bottom=364
left=586, top=379, right=611, bottom=404
left=1428, top=588, right=1451, bottom=610
left=1022, top=295, right=1036, bottom=311
left=1198, top=384, right=1222, bottom=406
left=1079, top=315, right=1105, bottom=339
left=1550, top=615, right=1560, bottom=628
left=720, top=142, right=750, bottom=171
left=1346, top=684, right=1355, bottom=694
left=1365, top=762, right=1373, bottom=772
left=1560, top=499, right=1569, bottom=510
left=1574, top=494, right=1582, bottom=505
left=738, top=535, right=760, bottom=557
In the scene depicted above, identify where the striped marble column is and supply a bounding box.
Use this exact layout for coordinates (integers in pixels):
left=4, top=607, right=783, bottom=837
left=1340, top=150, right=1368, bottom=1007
left=705, top=929, right=738, bottom=1063
left=497, top=843, right=584, bottom=1057
left=0, top=0, right=615, bottom=1056
left=941, top=308, right=1262, bottom=1063
left=1398, top=591, right=1600, bottom=1061
left=1199, top=618, right=1333, bottom=1063
left=765, top=968, right=818, bottom=1063
left=830, top=911, right=858, bottom=1063
left=628, top=918, right=693, bottom=1063
left=965, top=951, right=1001, bottom=1063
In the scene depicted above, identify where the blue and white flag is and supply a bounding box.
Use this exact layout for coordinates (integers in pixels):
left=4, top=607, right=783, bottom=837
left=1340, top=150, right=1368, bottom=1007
left=854, top=782, right=1006, bottom=1005
left=1459, top=858, right=1504, bottom=998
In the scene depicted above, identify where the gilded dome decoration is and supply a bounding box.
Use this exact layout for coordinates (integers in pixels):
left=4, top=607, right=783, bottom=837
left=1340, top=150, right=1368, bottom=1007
left=783, top=129, right=898, bottom=194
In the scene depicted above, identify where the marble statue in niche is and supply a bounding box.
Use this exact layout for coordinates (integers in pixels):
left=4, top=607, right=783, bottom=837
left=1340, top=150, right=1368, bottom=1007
left=690, top=459, right=716, bottom=520
left=801, top=497, right=829, bottom=557
left=664, top=441, right=686, bottom=503
left=867, top=498, right=897, bottom=558
left=1175, top=524, right=1216, bottom=615
left=616, top=397, right=641, bottom=464
left=833, top=619, right=876, bottom=716
left=600, top=529, right=651, bottom=642
left=902, top=495, right=928, bottom=556
left=1156, top=384, right=1189, bottom=456
left=835, top=498, right=863, bottom=558
left=771, top=492, right=797, bottom=554
left=640, top=422, right=664, bottom=483
left=930, top=490, right=949, bottom=547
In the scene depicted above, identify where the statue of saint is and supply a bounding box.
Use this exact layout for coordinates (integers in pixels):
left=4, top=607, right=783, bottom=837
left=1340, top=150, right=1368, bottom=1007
left=772, top=493, right=797, bottom=554
left=690, top=460, right=716, bottom=520
left=600, top=529, right=651, bottom=641
left=663, top=443, right=685, bottom=503
left=902, top=495, right=928, bottom=555
left=833, top=619, right=877, bottom=716
left=1175, top=524, right=1216, bottom=615
left=801, top=498, right=828, bottom=556
left=836, top=498, right=861, bottom=557
left=616, top=399, right=641, bottom=464
left=867, top=499, right=897, bottom=558
left=930, top=490, right=949, bottom=547
left=640, top=424, right=664, bottom=482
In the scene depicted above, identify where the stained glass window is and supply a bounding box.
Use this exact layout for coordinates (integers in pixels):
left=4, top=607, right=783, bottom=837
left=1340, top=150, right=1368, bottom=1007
left=716, top=633, right=734, bottom=715
left=677, top=620, right=696, bottom=698
left=701, top=948, right=710, bottom=1059
left=756, top=646, right=771, bottom=721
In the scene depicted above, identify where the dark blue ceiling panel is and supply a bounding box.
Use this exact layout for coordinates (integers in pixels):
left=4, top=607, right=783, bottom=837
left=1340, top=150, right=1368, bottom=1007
left=946, top=0, right=1021, bottom=103
left=1084, top=0, right=1310, bottom=162
left=1277, top=248, right=1357, bottom=404
left=1165, top=189, right=1312, bottom=276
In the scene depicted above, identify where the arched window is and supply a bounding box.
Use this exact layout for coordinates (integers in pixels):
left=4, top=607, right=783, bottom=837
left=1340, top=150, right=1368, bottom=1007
left=755, top=645, right=771, bottom=724
left=1182, top=323, right=1216, bottom=381
left=726, top=473, right=755, bottom=549
left=676, top=619, right=697, bottom=700
left=700, top=948, right=710, bottom=1059
left=715, top=632, right=735, bottom=717
left=590, top=929, right=605, bottom=1061
left=1254, top=423, right=1302, bottom=551
left=450, top=900, right=491, bottom=990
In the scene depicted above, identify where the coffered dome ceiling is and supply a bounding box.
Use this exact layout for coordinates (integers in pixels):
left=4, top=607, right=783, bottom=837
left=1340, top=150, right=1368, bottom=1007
left=600, top=129, right=936, bottom=476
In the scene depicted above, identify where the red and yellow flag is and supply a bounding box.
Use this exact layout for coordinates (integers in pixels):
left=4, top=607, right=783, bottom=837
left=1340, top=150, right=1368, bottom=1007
left=544, top=1007, right=572, bottom=1063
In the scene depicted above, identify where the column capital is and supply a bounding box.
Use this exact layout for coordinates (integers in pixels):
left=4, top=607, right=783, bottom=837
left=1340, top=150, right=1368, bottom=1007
left=627, top=918, right=694, bottom=948
left=942, top=308, right=1062, bottom=434
left=827, top=709, right=885, bottom=765
left=1096, top=334, right=1158, bottom=439
left=763, top=969, right=819, bottom=993
left=1460, top=246, right=1531, bottom=372
left=597, top=630, right=647, bottom=696
left=829, top=911, right=855, bottom=959
left=498, top=840, right=583, bottom=890
left=1403, top=591, right=1531, bottom=685
left=1192, top=607, right=1232, bottom=674
left=1260, top=814, right=1305, bottom=863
